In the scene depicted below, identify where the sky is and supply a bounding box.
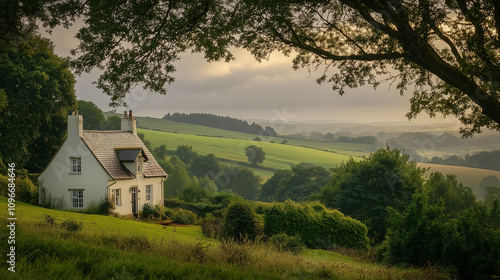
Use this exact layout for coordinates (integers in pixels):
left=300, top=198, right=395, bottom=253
left=46, top=25, right=460, bottom=125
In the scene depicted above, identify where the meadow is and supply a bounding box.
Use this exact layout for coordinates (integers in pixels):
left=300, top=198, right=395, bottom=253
left=0, top=197, right=447, bottom=279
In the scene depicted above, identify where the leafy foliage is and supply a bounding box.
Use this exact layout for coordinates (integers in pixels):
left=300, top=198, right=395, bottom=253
left=264, top=200, right=369, bottom=250
left=221, top=201, right=259, bottom=242
left=387, top=194, right=500, bottom=279
left=244, top=145, right=266, bottom=166
left=73, top=100, right=105, bottom=130
left=215, top=165, right=261, bottom=200
left=189, top=153, right=221, bottom=179
left=174, top=145, right=198, bottom=165
left=269, top=233, right=305, bottom=255
left=320, top=147, right=424, bottom=243
left=425, top=172, right=476, bottom=216
left=260, top=165, right=331, bottom=202
left=172, top=208, right=197, bottom=225
left=0, top=34, right=76, bottom=171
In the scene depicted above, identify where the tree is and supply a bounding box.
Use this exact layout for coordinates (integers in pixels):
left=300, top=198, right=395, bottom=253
left=320, top=147, right=424, bottom=243
left=164, top=164, right=191, bottom=198
left=73, top=100, right=105, bottom=130
left=245, top=145, right=266, bottom=166
left=425, top=172, right=476, bottom=217
left=0, top=33, right=76, bottom=171
left=261, top=166, right=331, bottom=202
left=174, top=145, right=198, bottom=165
left=188, top=153, right=221, bottom=179
left=33, top=0, right=495, bottom=137
left=101, top=115, right=121, bottom=130
left=153, top=144, right=168, bottom=161
left=215, top=166, right=261, bottom=200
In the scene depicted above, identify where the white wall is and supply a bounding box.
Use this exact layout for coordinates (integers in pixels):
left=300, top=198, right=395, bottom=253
left=108, top=176, right=164, bottom=215
left=38, top=137, right=110, bottom=210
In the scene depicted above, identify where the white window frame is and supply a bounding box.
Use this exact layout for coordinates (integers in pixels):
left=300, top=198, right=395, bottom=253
left=146, top=185, right=152, bottom=202
left=137, top=156, right=142, bottom=173
left=72, top=189, right=84, bottom=208
left=71, top=157, right=81, bottom=174
left=114, top=189, right=121, bottom=206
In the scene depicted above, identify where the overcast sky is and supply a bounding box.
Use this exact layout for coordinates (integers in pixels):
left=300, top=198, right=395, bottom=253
left=46, top=26, right=460, bottom=125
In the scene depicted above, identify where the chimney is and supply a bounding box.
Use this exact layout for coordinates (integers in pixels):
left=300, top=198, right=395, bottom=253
left=121, top=110, right=137, bottom=135
left=68, top=112, right=83, bottom=141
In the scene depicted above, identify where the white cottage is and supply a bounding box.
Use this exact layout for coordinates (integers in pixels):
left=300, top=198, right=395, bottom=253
left=38, top=111, right=168, bottom=216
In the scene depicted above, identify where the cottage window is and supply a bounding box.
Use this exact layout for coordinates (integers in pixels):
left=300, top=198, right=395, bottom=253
left=146, top=185, right=152, bottom=202
left=137, top=156, right=142, bottom=173
left=72, top=189, right=84, bottom=208
left=71, top=157, right=81, bottom=174
left=114, top=189, right=121, bottom=206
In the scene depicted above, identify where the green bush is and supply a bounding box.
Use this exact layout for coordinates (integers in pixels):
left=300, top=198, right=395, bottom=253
left=61, top=219, right=83, bottom=232
left=201, top=213, right=223, bottom=239
left=221, top=201, right=259, bottom=242
left=269, top=233, right=305, bottom=254
left=172, top=209, right=197, bottom=225
left=0, top=174, right=37, bottom=203
left=164, top=198, right=225, bottom=217
left=84, top=198, right=113, bottom=215
left=142, top=203, right=158, bottom=219
left=387, top=194, right=500, bottom=279
left=264, top=200, right=369, bottom=249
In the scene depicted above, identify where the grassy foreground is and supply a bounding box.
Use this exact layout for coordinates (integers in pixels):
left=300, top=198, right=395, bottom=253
left=0, top=197, right=448, bottom=279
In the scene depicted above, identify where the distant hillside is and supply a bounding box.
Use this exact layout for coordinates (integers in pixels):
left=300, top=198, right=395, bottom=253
left=162, top=113, right=277, bottom=137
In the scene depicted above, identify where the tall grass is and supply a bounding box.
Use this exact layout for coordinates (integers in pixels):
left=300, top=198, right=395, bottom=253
left=1, top=217, right=448, bottom=280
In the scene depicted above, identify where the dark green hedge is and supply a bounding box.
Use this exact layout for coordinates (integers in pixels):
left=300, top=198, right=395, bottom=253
left=164, top=199, right=225, bottom=218
left=264, top=200, right=369, bottom=249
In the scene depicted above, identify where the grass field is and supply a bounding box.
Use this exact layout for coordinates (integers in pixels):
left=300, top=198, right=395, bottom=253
left=140, top=128, right=362, bottom=179
left=0, top=197, right=447, bottom=280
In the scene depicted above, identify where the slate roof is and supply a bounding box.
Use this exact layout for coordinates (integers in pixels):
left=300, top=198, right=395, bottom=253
left=81, top=131, right=167, bottom=180
left=116, top=148, right=147, bottom=162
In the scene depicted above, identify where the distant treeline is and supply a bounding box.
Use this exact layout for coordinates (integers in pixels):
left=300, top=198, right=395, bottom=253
left=162, top=113, right=277, bottom=137
left=284, top=131, right=379, bottom=144
left=428, top=150, right=500, bottom=171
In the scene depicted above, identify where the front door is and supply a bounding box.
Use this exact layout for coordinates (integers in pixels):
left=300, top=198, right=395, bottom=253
left=131, top=187, right=138, bottom=218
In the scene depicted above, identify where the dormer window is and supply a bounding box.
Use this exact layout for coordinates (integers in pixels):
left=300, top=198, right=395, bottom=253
left=137, top=156, right=142, bottom=173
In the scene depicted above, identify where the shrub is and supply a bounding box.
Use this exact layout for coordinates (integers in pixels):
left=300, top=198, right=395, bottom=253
left=269, top=233, right=305, bottom=254
left=172, top=209, right=197, bottom=225
left=43, top=214, right=55, bottom=226
left=142, top=203, right=158, bottom=219
left=201, top=213, right=223, bottom=239
left=61, top=219, right=83, bottom=232
left=164, top=198, right=225, bottom=217
left=84, top=198, right=114, bottom=215
left=0, top=174, right=37, bottom=203
left=221, top=201, right=259, bottom=242
left=264, top=200, right=369, bottom=249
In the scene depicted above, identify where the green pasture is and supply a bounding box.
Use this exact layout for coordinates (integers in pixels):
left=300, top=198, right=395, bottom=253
left=139, top=129, right=359, bottom=177
left=135, top=116, right=376, bottom=156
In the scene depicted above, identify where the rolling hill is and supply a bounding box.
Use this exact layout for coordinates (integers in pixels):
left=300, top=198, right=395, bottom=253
left=118, top=113, right=500, bottom=197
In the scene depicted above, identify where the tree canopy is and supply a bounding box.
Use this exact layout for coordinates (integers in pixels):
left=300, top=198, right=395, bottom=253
left=245, top=145, right=266, bottom=166
left=73, top=100, right=105, bottom=130
left=4, top=1, right=500, bottom=136
left=0, top=33, right=76, bottom=171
